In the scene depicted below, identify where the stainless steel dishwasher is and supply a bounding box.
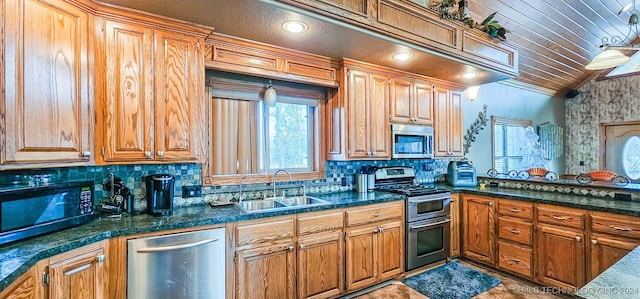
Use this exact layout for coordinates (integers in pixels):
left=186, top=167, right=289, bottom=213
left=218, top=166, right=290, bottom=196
left=127, top=228, right=225, bottom=299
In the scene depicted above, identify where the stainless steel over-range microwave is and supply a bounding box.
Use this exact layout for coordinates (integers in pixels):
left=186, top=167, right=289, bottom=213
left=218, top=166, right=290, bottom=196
left=391, top=124, right=434, bottom=159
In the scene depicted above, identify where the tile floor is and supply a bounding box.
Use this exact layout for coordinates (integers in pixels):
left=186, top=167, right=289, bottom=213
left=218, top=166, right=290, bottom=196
left=349, top=260, right=566, bottom=299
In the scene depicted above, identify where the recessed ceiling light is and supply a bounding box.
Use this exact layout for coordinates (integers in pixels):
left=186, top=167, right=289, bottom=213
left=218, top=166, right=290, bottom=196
left=392, top=53, right=413, bottom=61
left=282, top=21, right=308, bottom=33
left=462, top=72, right=478, bottom=79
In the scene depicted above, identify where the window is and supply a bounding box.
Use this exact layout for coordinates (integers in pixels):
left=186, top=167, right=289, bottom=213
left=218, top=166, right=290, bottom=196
left=492, top=117, right=532, bottom=173
left=204, top=73, right=325, bottom=184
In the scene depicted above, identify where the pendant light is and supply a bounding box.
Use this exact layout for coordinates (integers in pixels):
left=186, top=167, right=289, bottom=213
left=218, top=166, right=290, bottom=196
left=264, top=80, right=277, bottom=107
left=587, top=0, right=640, bottom=70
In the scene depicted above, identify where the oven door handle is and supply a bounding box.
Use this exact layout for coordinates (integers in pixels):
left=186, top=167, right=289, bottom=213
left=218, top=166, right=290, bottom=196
left=408, top=197, right=450, bottom=204
left=409, top=218, right=452, bottom=230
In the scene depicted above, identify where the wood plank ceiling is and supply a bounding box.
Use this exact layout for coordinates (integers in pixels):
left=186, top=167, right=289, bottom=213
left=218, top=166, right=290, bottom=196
left=97, top=0, right=637, bottom=97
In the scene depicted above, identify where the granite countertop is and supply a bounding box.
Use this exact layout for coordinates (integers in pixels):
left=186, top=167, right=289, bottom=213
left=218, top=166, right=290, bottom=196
left=0, top=190, right=404, bottom=291
left=577, top=246, right=640, bottom=299
left=439, top=185, right=640, bottom=217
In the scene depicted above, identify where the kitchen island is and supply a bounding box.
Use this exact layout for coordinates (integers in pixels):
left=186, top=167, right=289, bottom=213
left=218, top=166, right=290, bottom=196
left=577, top=245, right=640, bottom=299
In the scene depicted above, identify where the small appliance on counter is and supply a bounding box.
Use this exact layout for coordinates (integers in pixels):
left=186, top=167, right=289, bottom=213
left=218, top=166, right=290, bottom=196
left=145, top=174, right=175, bottom=216
left=447, top=160, right=477, bottom=187
left=0, top=180, right=94, bottom=244
left=101, top=174, right=133, bottom=214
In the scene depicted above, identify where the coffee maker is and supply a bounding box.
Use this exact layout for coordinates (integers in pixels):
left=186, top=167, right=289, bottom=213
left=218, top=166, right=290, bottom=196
left=145, top=174, right=175, bottom=216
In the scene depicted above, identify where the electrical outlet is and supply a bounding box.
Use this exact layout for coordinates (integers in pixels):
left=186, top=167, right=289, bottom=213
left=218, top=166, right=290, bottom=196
left=341, top=177, right=347, bottom=186
left=579, top=161, right=585, bottom=166
left=182, top=185, right=202, bottom=198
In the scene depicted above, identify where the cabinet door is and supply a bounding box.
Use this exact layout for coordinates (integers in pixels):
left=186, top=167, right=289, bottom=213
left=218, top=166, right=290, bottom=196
left=389, top=78, right=412, bottom=124
left=589, top=233, right=639, bottom=281
left=450, top=193, right=461, bottom=257
left=448, top=91, right=463, bottom=156
left=48, top=246, right=107, bottom=299
left=345, top=225, right=377, bottom=291
left=377, top=221, right=403, bottom=280
left=346, top=69, right=370, bottom=159
left=297, top=232, right=344, bottom=299
left=0, top=266, right=39, bottom=299
left=369, top=73, right=390, bottom=159
left=3, top=0, right=92, bottom=164
left=236, top=244, right=296, bottom=299
left=433, top=87, right=450, bottom=157
left=100, top=20, right=154, bottom=162
left=462, top=195, right=495, bottom=265
left=413, top=82, right=434, bottom=125
left=536, top=225, right=585, bottom=289
left=153, top=30, right=201, bottom=161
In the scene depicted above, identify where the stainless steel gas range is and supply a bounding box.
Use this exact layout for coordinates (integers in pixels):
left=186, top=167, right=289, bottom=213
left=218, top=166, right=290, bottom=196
left=375, top=167, right=452, bottom=271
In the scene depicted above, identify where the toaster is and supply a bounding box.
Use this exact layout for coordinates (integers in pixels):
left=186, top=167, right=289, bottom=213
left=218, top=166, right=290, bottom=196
left=447, top=160, right=477, bottom=187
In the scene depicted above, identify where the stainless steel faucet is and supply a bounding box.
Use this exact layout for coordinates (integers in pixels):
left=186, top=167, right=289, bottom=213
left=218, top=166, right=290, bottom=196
left=238, top=175, right=255, bottom=203
left=272, top=169, right=292, bottom=198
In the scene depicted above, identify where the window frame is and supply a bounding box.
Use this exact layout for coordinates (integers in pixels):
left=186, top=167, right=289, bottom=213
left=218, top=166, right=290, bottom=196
left=491, top=116, right=532, bottom=173
left=203, top=76, right=327, bottom=186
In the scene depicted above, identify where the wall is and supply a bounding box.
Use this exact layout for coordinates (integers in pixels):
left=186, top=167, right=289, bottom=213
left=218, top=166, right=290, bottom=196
left=566, top=75, right=640, bottom=174
left=462, top=82, right=566, bottom=175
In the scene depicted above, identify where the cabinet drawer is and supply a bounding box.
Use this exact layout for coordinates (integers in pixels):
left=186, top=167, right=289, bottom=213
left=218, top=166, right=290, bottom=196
left=498, top=200, right=533, bottom=220
left=297, top=210, right=344, bottom=236
left=346, top=202, right=403, bottom=227
left=498, top=241, right=532, bottom=278
left=591, top=212, right=640, bottom=239
left=536, top=205, right=585, bottom=230
left=236, top=216, right=294, bottom=247
left=498, top=218, right=532, bottom=246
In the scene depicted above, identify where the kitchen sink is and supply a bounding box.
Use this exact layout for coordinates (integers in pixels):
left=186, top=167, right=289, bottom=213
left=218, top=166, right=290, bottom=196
left=276, top=196, right=327, bottom=206
left=235, top=196, right=329, bottom=213
left=236, top=200, right=288, bottom=213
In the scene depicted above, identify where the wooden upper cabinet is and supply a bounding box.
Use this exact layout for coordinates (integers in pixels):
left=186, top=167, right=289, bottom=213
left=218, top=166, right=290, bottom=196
left=153, top=29, right=201, bottom=161
left=389, top=78, right=433, bottom=125
left=98, top=19, right=154, bottom=162
left=2, top=0, right=92, bottom=165
left=345, top=65, right=390, bottom=160
left=434, top=86, right=463, bottom=157
left=96, top=17, right=206, bottom=163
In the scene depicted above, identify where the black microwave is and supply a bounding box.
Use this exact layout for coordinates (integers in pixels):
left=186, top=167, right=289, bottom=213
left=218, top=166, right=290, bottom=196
left=0, top=181, right=94, bottom=244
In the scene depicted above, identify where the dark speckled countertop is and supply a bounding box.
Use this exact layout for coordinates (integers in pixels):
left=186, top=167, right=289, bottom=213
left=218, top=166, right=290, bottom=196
left=3, top=185, right=640, bottom=292
left=0, top=190, right=404, bottom=291
left=577, top=246, right=640, bottom=299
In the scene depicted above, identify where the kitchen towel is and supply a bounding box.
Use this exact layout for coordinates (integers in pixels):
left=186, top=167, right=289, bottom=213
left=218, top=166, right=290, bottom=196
left=402, top=261, right=502, bottom=299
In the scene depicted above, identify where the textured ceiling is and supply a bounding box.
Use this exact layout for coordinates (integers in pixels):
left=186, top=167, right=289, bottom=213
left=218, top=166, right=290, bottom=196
left=97, top=0, right=639, bottom=96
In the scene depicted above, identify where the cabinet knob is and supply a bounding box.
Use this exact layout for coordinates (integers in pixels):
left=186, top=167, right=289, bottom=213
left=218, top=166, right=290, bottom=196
left=576, top=236, right=582, bottom=242
left=373, top=229, right=379, bottom=233
left=299, top=244, right=305, bottom=250
left=145, top=151, right=152, bottom=158
left=157, top=151, right=164, bottom=158
left=379, top=227, right=384, bottom=233
left=591, top=239, right=598, bottom=245
left=82, top=151, right=91, bottom=158
left=288, top=246, right=294, bottom=252
left=373, top=151, right=376, bottom=156
left=96, top=254, right=106, bottom=263
left=488, top=202, right=493, bottom=207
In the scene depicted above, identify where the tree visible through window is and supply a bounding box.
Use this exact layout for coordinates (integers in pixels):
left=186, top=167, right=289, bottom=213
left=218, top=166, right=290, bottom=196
left=492, top=117, right=532, bottom=174
left=266, top=102, right=312, bottom=171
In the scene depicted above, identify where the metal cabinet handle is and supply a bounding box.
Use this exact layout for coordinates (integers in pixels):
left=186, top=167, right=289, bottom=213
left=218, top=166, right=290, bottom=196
left=145, top=151, right=152, bottom=158
left=508, top=229, right=521, bottom=234
left=299, top=244, right=305, bottom=250
left=96, top=254, right=106, bottom=263
left=82, top=151, right=91, bottom=158
left=508, top=208, right=521, bottom=213
left=65, top=264, right=91, bottom=276
left=507, top=256, right=521, bottom=263
left=373, top=229, right=379, bottom=233
left=379, top=227, right=384, bottom=233
left=137, top=238, right=218, bottom=253
left=488, top=202, right=493, bottom=207
left=550, top=215, right=568, bottom=221
left=157, top=151, right=164, bottom=158
left=591, top=239, right=598, bottom=245
left=373, top=151, right=377, bottom=156
left=288, top=246, right=294, bottom=252
left=609, top=225, right=633, bottom=232
left=576, top=236, right=582, bottom=242
left=372, top=212, right=382, bottom=217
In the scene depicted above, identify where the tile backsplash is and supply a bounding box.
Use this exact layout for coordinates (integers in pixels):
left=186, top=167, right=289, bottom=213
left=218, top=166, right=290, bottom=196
left=0, top=158, right=453, bottom=210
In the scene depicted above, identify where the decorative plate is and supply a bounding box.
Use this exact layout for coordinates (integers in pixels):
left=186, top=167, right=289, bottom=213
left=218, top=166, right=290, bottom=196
left=487, top=169, right=498, bottom=177
left=544, top=171, right=558, bottom=182
left=575, top=173, right=592, bottom=185
left=517, top=171, right=530, bottom=179
left=508, top=170, right=518, bottom=178
left=528, top=167, right=548, bottom=177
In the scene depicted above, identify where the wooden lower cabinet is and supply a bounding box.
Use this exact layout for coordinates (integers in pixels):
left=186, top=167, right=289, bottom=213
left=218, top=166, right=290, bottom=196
left=236, top=243, right=296, bottom=299
left=462, top=194, right=495, bottom=265
left=0, top=262, right=44, bottom=299
left=589, top=233, right=639, bottom=281
left=450, top=193, right=461, bottom=257
left=498, top=241, right=533, bottom=278
left=297, top=232, right=344, bottom=299
left=47, top=241, right=108, bottom=299
left=535, top=225, right=585, bottom=289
